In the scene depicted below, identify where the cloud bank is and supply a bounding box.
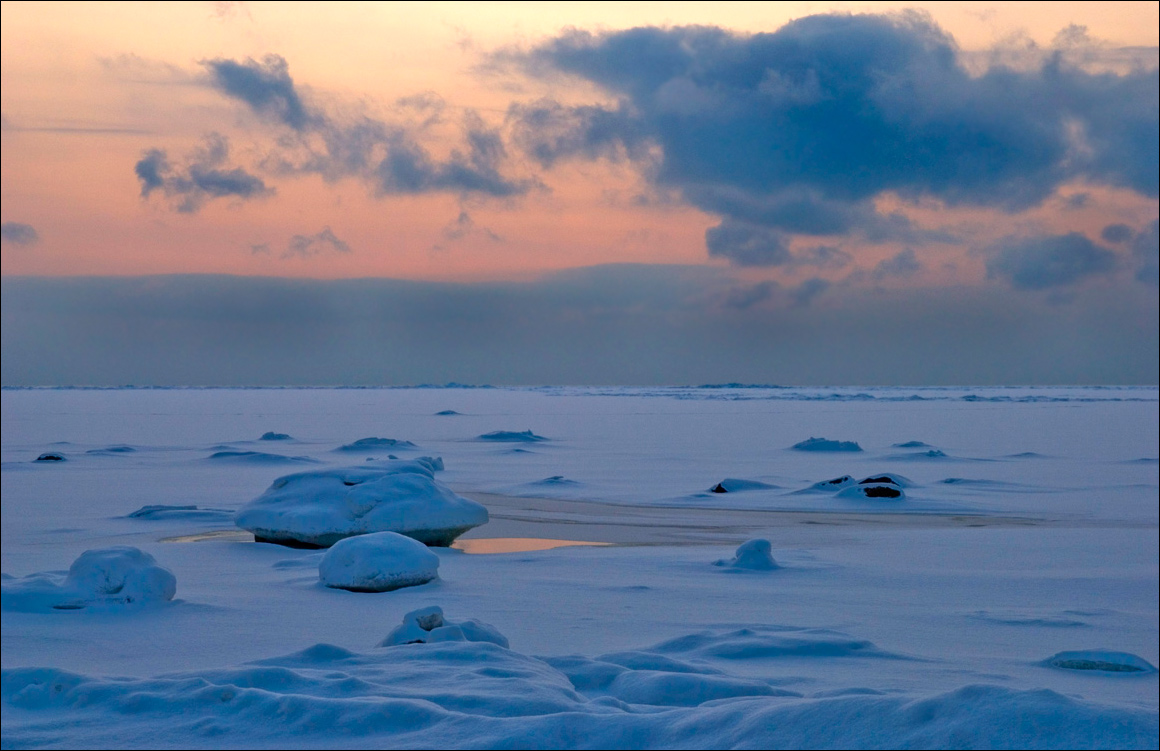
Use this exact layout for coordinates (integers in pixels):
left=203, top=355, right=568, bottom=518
left=508, top=13, right=1158, bottom=261
left=3, top=270, right=1155, bottom=386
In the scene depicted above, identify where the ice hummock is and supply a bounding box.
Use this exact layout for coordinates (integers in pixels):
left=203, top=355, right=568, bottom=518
left=235, top=459, right=488, bottom=547
left=1047, top=650, right=1156, bottom=673
left=1, top=547, right=176, bottom=611
left=319, top=532, right=440, bottom=592
left=378, top=606, right=509, bottom=647
left=791, top=437, right=863, bottom=452
left=477, top=430, right=548, bottom=442
left=715, top=539, right=778, bottom=570
left=336, top=437, right=417, bottom=452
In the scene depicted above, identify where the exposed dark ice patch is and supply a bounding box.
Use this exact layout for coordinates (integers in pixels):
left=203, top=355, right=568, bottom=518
left=1046, top=651, right=1156, bottom=674
left=35, top=453, right=65, bottom=462
left=127, top=505, right=234, bottom=520
left=206, top=450, right=317, bottom=464
left=792, top=437, right=862, bottom=452
left=478, top=430, right=549, bottom=443
left=259, top=432, right=292, bottom=441
left=337, top=437, right=417, bottom=452
left=969, top=610, right=1089, bottom=628
left=858, top=473, right=912, bottom=487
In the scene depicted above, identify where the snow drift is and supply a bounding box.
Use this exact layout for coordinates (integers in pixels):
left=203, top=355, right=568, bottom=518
left=1, top=547, right=176, bottom=612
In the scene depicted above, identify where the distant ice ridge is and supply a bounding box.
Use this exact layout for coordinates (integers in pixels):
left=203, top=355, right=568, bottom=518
left=235, top=458, right=487, bottom=547
left=1, top=547, right=176, bottom=612
left=3, top=626, right=1155, bottom=749
left=319, top=532, right=439, bottom=592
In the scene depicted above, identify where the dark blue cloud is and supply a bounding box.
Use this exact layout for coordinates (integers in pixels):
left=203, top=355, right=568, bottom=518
left=198, top=55, right=529, bottom=199
left=873, top=249, right=923, bottom=279
left=986, top=232, right=1117, bottom=290
left=1, top=222, right=39, bottom=246
left=706, top=220, right=792, bottom=266
left=1132, top=219, right=1159, bottom=286
left=203, top=55, right=315, bottom=131
left=285, top=227, right=352, bottom=259
left=1101, top=223, right=1134, bottom=243
left=510, top=13, right=1158, bottom=258
left=134, top=133, right=270, bottom=212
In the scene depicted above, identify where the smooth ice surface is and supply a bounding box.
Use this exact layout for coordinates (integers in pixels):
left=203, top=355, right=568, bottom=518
left=319, top=532, right=439, bottom=592
left=2, top=385, right=1158, bottom=748
left=234, top=460, right=488, bottom=547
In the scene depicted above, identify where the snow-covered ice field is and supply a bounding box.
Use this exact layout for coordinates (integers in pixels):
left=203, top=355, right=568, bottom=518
left=2, top=386, right=1158, bottom=749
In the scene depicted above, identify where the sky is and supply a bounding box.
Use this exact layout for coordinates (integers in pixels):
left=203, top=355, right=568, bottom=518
left=1, top=1, right=1157, bottom=385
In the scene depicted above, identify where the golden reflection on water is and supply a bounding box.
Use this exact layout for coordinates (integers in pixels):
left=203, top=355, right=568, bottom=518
left=451, top=537, right=611, bottom=554
left=160, top=530, right=255, bottom=543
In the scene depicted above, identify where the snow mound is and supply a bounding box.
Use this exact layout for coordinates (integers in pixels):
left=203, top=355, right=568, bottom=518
left=893, top=440, right=932, bottom=448
left=1, top=547, right=176, bottom=612
left=378, top=606, right=509, bottom=647
left=86, top=445, right=136, bottom=455
left=206, top=450, right=316, bottom=465
left=35, top=452, right=65, bottom=462
left=531, top=475, right=580, bottom=487
left=319, top=532, right=439, bottom=592
left=259, top=432, right=292, bottom=441
left=477, top=430, right=548, bottom=443
left=1047, top=651, right=1156, bottom=673
left=708, top=478, right=778, bottom=493
left=651, top=625, right=898, bottom=661
left=714, top=539, right=778, bottom=570
left=3, top=640, right=1157, bottom=748
left=791, top=437, right=862, bottom=452
left=127, top=504, right=232, bottom=520
left=434, top=410, right=461, bottom=416
left=235, top=460, right=488, bottom=547
left=336, top=437, right=417, bottom=452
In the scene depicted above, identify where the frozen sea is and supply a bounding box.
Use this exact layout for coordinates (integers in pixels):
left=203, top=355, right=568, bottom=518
left=2, top=386, right=1158, bottom=749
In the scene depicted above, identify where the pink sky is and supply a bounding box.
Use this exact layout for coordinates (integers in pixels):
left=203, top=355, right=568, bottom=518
left=1, top=1, right=1157, bottom=283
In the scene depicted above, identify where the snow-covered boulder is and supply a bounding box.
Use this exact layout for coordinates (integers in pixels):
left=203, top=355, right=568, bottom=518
left=378, top=606, right=509, bottom=648
left=235, top=459, right=488, bottom=548
left=1, top=547, right=176, bottom=611
left=319, top=532, right=440, bottom=592
left=715, top=539, right=778, bottom=570
left=35, top=452, right=65, bottom=462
